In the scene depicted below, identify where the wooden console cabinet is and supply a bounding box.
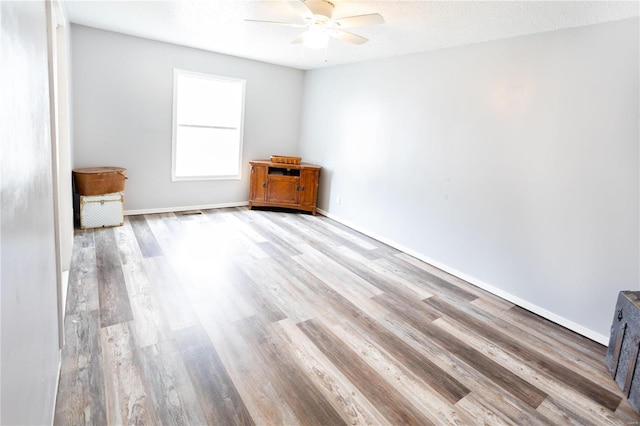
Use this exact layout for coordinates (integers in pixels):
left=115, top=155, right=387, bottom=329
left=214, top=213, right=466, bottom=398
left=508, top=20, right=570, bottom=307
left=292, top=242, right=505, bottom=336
left=249, top=160, right=320, bottom=215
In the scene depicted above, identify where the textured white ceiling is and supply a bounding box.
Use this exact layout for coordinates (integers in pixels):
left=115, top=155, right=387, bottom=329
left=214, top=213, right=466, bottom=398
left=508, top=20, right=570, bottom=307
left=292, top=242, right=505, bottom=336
left=64, top=1, right=639, bottom=70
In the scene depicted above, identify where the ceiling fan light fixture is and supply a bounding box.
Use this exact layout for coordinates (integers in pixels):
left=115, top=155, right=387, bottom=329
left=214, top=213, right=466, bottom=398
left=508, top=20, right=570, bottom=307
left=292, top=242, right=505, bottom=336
left=303, top=26, right=329, bottom=49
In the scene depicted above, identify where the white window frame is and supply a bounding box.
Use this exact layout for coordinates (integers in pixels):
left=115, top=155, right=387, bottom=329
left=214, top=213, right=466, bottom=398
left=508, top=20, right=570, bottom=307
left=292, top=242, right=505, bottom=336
left=171, top=69, right=246, bottom=181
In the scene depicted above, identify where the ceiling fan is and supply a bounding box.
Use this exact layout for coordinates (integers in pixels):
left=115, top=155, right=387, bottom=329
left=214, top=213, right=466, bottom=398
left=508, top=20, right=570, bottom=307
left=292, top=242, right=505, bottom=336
left=245, top=0, right=385, bottom=49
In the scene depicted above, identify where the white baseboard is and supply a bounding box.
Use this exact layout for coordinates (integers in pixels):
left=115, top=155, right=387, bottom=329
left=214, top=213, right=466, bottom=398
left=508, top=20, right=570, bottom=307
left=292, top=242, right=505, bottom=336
left=316, top=208, right=609, bottom=345
left=124, top=201, right=248, bottom=216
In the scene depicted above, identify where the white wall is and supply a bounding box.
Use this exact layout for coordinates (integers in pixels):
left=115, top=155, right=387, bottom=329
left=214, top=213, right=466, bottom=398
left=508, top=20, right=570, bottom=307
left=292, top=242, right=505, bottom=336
left=71, top=25, right=304, bottom=212
left=299, top=18, right=640, bottom=343
left=1, top=1, right=62, bottom=424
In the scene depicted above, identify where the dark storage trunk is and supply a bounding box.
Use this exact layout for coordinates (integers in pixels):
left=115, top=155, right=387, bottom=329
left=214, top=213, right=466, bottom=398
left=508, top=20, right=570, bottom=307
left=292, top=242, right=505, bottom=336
left=606, top=291, right=640, bottom=413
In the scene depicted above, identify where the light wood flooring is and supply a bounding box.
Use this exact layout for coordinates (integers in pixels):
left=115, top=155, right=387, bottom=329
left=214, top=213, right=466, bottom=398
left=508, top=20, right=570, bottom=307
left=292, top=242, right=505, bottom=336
left=54, top=207, right=639, bottom=425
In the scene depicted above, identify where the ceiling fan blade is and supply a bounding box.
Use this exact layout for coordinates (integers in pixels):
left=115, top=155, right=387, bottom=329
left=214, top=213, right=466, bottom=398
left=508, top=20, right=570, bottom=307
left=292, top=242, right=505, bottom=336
left=244, top=19, right=306, bottom=28
left=289, top=0, right=313, bottom=19
left=332, top=13, right=384, bottom=28
left=327, top=29, right=368, bottom=45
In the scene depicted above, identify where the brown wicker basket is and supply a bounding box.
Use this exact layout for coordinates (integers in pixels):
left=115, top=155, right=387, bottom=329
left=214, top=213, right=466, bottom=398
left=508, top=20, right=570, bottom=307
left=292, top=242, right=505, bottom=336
left=270, top=155, right=301, bottom=165
left=73, top=167, right=127, bottom=196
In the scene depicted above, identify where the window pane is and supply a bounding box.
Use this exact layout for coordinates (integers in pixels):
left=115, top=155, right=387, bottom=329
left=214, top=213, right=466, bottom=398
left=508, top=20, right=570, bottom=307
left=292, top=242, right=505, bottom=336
left=172, top=69, right=245, bottom=181
left=175, top=126, right=240, bottom=177
left=177, top=74, right=242, bottom=128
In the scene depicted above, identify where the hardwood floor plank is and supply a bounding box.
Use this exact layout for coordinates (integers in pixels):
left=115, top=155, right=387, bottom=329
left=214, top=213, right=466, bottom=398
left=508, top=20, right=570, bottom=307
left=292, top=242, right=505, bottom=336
left=260, top=210, right=345, bottom=251
left=200, top=208, right=226, bottom=224
left=138, top=339, right=208, bottom=425
left=297, top=213, right=381, bottom=251
left=308, top=240, right=434, bottom=300
left=177, top=254, right=258, bottom=323
left=424, top=296, right=622, bottom=411
left=273, top=318, right=391, bottom=425
left=192, top=303, right=300, bottom=425
left=470, top=295, right=515, bottom=318
left=376, top=256, right=479, bottom=303
left=535, top=396, right=609, bottom=426
left=95, top=228, right=133, bottom=328
left=230, top=264, right=288, bottom=324
left=258, top=240, right=389, bottom=326
left=237, top=209, right=304, bottom=257
left=144, top=256, right=199, bottom=331
left=185, top=213, right=268, bottom=260
left=376, top=294, right=548, bottom=409
left=298, top=319, right=437, bottom=425
left=325, top=300, right=471, bottom=406
left=235, top=316, right=346, bottom=425
left=292, top=245, right=388, bottom=318
left=290, top=213, right=382, bottom=257
left=373, top=291, right=440, bottom=322
left=380, top=314, right=552, bottom=424
left=121, top=260, right=170, bottom=348
left=257, top=240, right=300, bottom=267
left=333, top=244, right=435, bottom=299
left=497, top=306, right=619, bottom=395
left=54, top=311, right=107, bottom=425
left=101, top=322, right=157, bottom=425
left=174, top=324, right=255, bottom=426
left=454, top=394, right=517, bottom=426
left=128, top=215, right=164, bottom=258
left=394, top=252, right=515, bottom=306
left=238, top=256, right=319, bottom=323
left=66, top=231, right=99, bottom=316
left=143, top=213, right=180, bottom=258
left=267, top=248, right=472, bottom=410
left=320, top=315, right=476, bottom=424
left=615, top=399, right=640, bottom=424
left=434, top=316, right=622, bottom=425
left=113, top=218, right=144, bottom=266
left=502, top=305, right=609, bottom=368
left=262, top=242, right=474, bottom=408
left=220, top=209, right=268, bottom=244
left=299, top=211, right=394, bottom=249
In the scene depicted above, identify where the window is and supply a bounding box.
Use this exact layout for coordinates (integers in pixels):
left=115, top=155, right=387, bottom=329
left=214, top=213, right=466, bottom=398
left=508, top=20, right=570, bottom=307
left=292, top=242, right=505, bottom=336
left=172, top=69, right=246, bottom=181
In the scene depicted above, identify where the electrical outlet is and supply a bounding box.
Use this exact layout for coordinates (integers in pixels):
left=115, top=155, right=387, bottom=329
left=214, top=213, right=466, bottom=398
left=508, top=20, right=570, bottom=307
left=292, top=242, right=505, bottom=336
left=337, top=196, right=342, bottom=205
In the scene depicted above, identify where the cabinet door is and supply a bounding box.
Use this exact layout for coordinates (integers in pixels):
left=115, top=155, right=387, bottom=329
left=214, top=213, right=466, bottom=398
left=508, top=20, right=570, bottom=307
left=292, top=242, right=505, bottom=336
left=299, top=169, right=319, bottom=207
left=250, top=164, right=267, bottom=201
left=267, top=176, right=299, bottom=204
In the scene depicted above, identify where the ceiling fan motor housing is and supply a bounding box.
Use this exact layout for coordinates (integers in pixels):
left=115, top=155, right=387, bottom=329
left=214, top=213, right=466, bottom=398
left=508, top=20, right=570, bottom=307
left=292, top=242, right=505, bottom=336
left=304, top=0, right=334, bottom=19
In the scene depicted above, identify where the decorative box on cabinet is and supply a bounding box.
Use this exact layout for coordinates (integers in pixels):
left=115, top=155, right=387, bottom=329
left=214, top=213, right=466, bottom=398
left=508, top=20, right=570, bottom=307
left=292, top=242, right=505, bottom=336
left=606, top=291, right=640, bottom=414
left=249, top=160, right=320, bottom=215
left=79, top=192, right=124, bottom=230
